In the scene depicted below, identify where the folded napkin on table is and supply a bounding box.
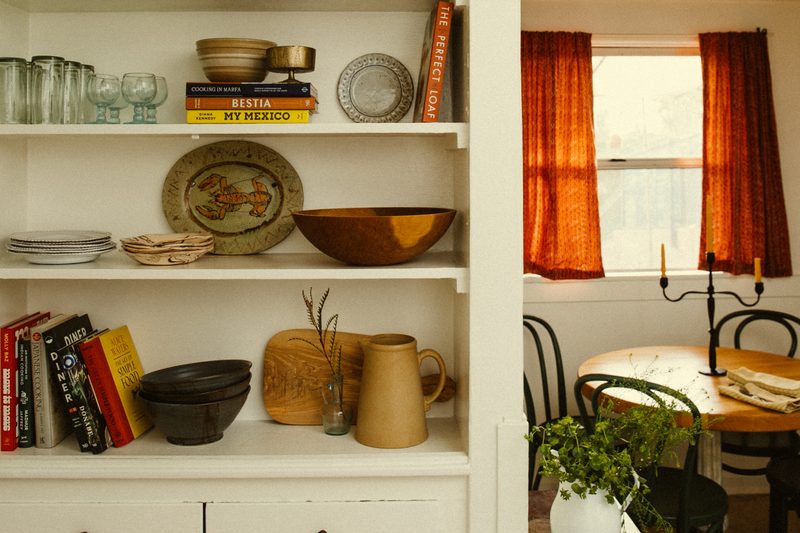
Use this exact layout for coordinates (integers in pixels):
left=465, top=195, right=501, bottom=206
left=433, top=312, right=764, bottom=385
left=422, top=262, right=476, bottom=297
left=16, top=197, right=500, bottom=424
left=718, top=366, right=800, bottom=414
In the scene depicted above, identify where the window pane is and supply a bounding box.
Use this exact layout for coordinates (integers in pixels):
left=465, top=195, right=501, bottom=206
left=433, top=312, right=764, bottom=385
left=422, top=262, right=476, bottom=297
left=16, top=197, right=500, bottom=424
left=598, top=167, right=702, bottom=271
left=593, top=56, right=702, bottom=159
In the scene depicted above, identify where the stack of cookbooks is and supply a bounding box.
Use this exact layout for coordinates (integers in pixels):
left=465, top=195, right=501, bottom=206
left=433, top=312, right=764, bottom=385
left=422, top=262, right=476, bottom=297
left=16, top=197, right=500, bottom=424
left=185, top=82, right=318, bottom=123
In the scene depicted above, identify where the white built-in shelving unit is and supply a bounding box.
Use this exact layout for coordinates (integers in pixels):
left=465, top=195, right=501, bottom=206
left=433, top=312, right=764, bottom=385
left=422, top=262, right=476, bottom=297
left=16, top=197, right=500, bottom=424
left=0, top=1, right=525, bottom=531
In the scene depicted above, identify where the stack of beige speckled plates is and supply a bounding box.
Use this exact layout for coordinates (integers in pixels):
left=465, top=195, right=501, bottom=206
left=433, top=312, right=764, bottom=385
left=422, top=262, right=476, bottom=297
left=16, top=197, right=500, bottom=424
left=7, top=230, right=116, bottom=265
left=120, top=233, right=213, bottom=265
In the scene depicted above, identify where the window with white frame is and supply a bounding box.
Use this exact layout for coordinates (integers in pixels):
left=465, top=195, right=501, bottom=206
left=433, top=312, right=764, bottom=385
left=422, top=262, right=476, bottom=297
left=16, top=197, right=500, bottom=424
left=592, top=36, right=703, bottom=272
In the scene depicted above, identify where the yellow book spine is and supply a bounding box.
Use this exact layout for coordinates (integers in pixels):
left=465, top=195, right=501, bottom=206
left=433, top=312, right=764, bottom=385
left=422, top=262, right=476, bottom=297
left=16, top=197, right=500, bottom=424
left=98, top=326, right=151, bottom=438
left=186, top=109, right=310, bottom=123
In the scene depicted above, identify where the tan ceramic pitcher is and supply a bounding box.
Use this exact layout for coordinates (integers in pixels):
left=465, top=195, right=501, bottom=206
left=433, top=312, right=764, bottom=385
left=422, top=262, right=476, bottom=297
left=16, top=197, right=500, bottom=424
left=355, top=333, right=447, bottom=448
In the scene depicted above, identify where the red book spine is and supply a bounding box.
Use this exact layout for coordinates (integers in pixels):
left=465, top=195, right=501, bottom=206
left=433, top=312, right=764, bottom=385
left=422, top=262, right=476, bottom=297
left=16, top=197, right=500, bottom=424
left=80, top=337, right=135, bottom=447
left=1, top=322, right=16, bottom=451
left=421, top=1, right=453, bottom=123
left=1, top=313, right=49, bottom=451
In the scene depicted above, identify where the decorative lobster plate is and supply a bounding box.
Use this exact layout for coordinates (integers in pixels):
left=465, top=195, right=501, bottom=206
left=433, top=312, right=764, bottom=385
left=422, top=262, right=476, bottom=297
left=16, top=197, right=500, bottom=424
left=161, top=140, right=304, bottom=255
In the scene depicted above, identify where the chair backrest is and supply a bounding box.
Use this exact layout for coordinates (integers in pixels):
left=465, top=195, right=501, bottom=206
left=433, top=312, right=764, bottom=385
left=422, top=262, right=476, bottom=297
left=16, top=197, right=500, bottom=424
left=714, top=310, right=800, bottom=358
left=523, top=315, right=567, bottom=428
left=573, top=373, right=702, bottom=533
left=523, top=315, right=568, bottom=491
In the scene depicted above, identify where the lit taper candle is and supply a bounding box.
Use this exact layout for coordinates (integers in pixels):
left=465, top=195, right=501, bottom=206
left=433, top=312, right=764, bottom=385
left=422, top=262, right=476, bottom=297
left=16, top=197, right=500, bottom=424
left=706, top=195, right=713, bottom=254
left=755, top=257, right=762, bottom=283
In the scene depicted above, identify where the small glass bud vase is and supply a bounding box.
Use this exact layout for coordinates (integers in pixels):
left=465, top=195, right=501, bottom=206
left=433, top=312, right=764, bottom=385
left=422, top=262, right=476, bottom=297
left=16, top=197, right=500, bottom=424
left=321, top=374, right=352, bottom=435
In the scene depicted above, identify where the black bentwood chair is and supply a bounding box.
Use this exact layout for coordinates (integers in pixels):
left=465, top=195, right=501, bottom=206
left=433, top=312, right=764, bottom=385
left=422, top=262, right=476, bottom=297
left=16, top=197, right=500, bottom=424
left=766, top=454, right=800, bottom=533
left=714, top=310, right=800, bottom=476
left=523, top=315, right=569, bottom=491
left=574, top=373, right=729, bottom=533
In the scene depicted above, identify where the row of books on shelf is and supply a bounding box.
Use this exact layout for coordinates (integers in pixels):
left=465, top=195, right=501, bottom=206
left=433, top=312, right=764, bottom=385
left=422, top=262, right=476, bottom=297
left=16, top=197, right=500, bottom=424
left=185, top=82, right=318, bottom=124
left=1, top=312, right=151, bottom=455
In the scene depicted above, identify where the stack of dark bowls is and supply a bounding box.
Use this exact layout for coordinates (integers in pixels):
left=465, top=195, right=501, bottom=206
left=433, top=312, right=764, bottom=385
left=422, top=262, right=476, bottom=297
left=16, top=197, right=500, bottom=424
left=137, top=359, right=252, bottom=445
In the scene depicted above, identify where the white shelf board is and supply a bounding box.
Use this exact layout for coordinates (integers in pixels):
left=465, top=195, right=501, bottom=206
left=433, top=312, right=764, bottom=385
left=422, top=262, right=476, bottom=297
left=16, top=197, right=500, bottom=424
left=0, top=123, right=468, bottom=149
left=4, top=0, right=464, bottom=13
left=0, top=418, right=468, bottom=480
left=0, top=252, right=469, bottom=290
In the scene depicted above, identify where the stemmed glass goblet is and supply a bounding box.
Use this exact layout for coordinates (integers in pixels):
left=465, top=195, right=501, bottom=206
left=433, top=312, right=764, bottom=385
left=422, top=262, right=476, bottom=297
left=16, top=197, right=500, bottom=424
left=108, top=91, right=129, bottom=124
left=145, top=76, right=168, bottom=124
left=85, top=74, right=121, bottom=124
left=122, top=72, right=156, bottom=124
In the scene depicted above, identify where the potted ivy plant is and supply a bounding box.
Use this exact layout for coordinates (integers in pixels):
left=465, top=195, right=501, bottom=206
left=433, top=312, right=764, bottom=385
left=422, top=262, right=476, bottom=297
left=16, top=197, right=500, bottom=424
left=527, top=379, right=709, bottom=533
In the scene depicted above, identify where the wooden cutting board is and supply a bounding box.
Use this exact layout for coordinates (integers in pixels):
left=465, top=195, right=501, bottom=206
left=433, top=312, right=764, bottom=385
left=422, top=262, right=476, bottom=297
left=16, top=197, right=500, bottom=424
left=263, top=329, right=456, bottom=425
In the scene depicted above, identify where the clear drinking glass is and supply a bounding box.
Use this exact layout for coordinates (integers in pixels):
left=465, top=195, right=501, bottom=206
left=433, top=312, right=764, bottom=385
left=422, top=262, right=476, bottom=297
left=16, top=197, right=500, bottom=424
left=30, top=55, right=65, bottom=124
left=62, top=60, right=82, bottom=124
left=121, top=72, right=156, bottom=124
left=26, top=60, right=31, bottom=123
left=79, top=63, right=95, bottom=124
left=86, top=74, right=121, bottom=124
left=144, top=76, right=168, bottom=123
left=0, top=57, right=28, bottom=124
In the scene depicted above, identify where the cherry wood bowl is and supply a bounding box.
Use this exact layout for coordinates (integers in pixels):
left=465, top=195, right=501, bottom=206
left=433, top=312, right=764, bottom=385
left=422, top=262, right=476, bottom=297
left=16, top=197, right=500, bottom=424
left=292, top=207, right=457, bottom=265
left=138, top=386, right=250, bottom=446
left=138, top=373, right=251, bottom=404
left=140, top=359, right=252, bottom=394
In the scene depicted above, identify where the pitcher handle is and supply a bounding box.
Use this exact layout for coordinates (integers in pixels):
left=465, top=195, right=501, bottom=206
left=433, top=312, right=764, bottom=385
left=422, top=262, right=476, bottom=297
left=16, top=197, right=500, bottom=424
left=418, top=349, right=447, bottom=412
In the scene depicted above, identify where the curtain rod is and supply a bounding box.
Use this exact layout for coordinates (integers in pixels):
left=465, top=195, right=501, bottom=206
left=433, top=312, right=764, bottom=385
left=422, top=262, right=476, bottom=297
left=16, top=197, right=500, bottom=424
left=593, top=28, right=767, bottom=48
left=591, top=34, right=699, bottom=48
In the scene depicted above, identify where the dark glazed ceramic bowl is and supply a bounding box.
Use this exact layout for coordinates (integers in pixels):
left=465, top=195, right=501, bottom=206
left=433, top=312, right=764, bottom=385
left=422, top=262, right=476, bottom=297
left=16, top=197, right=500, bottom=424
left=292, top=207, right=457, bottom=266
left=138, top=386, right=250, bottom=446
left=138, top=373, right=251, bottom=404
left=139, top=359, right=252, bottom=394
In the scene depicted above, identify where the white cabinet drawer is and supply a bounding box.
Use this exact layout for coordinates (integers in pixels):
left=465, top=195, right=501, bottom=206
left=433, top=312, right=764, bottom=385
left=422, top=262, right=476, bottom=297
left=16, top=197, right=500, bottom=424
left=206, top=501, right=441, bottom=533
left=0, top=503, right=203, bottom=532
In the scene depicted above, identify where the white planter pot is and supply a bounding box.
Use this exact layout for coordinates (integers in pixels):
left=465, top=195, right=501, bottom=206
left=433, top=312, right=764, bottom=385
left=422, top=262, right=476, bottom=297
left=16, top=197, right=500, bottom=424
left=549, top=483, right=625, bottom=533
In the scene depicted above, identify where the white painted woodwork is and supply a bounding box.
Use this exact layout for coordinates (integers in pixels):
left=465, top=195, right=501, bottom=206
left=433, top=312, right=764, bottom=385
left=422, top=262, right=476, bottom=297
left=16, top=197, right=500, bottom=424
left=0, top=503, right=203, bottom=532
left=205, top=501, right=441, bottom=533
left=0, top=1, right=526, bottom=532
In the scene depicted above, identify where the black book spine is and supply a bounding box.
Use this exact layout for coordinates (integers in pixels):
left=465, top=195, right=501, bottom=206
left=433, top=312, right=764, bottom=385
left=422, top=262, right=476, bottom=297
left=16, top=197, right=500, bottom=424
left=17, top=336, right=34, bottom=448
left=55, top=339, right=109, bottom=454
left=185, top=82, right=317, bottom=98
left=43, top=315, right=99, bottom=453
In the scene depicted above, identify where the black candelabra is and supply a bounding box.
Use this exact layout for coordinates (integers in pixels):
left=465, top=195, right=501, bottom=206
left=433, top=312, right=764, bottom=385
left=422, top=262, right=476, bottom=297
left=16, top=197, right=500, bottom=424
left=660, top=251, right=764, bottom=376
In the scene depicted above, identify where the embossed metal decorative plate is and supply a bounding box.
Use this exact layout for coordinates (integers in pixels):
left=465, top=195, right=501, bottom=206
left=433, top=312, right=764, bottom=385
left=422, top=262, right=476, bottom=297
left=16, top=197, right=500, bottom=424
left=161, top=141, right=304, bottom=255
left=337, top=53, right=414, bottom=123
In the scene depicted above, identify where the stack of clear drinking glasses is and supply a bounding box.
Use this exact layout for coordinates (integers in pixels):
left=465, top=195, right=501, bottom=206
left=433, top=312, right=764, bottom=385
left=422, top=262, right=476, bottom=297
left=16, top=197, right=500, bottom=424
left=0, top=55, right=167, bottom=125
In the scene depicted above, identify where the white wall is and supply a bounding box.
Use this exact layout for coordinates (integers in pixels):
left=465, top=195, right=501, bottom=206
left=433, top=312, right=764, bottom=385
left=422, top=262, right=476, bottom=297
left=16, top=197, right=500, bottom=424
left=521, top=0, right=800, bottom=494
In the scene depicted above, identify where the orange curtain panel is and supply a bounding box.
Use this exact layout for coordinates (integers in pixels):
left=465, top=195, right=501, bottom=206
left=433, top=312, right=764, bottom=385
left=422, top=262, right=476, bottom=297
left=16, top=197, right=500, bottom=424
left=700, top=31, right=792, bottom=277
left=521, top=31, right=604, bottom=280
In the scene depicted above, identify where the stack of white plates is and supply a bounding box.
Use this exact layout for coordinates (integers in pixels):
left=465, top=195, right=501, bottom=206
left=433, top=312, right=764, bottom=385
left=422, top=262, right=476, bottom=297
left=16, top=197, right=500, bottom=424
left=120, top=233, right=213, bottom=265
left=7, top=230, right=116, bottom=265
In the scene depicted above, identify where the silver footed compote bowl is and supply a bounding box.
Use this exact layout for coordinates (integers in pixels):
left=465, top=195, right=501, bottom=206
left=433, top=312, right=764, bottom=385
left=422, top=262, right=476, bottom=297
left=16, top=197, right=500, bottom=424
left=122, top=72, right=156, bottom=124
left=145, top=76, right=168, bottom=124
left=86, top=74, right=121, bottom=124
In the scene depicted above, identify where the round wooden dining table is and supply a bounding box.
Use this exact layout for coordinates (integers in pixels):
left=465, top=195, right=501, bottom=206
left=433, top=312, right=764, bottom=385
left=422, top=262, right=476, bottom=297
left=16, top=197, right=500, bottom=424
left=577, top=345, right=800, bottom=484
